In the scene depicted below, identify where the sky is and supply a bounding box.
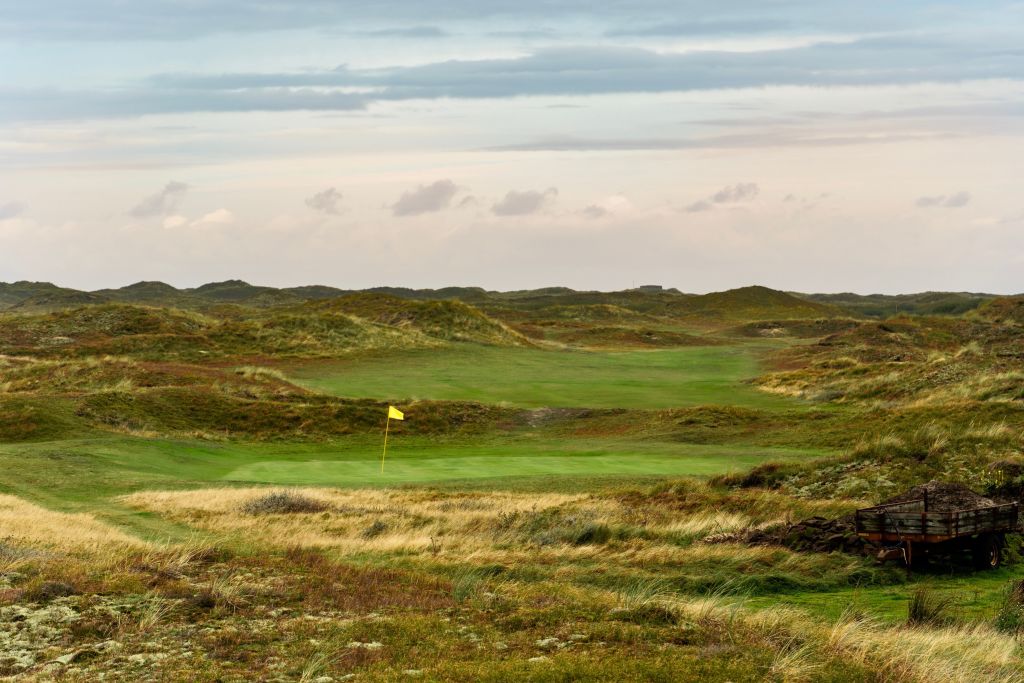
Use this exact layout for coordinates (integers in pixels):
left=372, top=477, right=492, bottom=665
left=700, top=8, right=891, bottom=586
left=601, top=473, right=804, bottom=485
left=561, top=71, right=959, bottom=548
left=1, top=1, right=1023, bottom=294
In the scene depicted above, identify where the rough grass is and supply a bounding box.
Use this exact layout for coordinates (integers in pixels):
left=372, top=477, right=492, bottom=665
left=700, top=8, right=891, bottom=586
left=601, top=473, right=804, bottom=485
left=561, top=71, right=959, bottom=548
left=0, top=493, right=147, bottom=554
left=240, top=491, right=332, bottom=515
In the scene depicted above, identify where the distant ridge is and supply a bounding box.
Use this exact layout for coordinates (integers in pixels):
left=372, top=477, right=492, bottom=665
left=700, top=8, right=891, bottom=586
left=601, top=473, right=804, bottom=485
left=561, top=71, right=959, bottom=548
left=796, top=291, right=996, bottom=318
left=0, top=280, right=1009, bottom=320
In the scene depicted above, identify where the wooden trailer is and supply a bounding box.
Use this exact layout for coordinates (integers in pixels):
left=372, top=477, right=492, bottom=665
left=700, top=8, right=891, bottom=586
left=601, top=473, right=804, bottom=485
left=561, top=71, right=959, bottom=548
left=855, top=497, right=1019, bottom=569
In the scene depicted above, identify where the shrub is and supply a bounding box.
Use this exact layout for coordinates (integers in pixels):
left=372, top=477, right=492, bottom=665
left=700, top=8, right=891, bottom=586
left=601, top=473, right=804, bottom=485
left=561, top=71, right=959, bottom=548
left=994, top=580, right=1024, bottom=633
left=240, top=491, right=329, bottom=515
left=907, top=587, right=955, bottom=626
left=451, top=567, right=486, bottom=603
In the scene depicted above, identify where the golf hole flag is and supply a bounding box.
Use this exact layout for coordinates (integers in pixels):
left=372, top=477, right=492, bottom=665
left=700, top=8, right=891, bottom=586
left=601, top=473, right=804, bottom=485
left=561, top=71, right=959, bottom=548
left=381, top=405, right=404, bottom=472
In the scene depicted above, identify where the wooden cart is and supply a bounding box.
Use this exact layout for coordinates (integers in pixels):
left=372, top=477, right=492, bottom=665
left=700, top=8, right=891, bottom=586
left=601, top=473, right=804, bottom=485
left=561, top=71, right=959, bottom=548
left=855, top=497, right=1019, bottom=569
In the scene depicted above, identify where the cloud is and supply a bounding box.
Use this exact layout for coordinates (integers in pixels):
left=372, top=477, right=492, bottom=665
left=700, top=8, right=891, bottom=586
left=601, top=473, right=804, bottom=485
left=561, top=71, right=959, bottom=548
left=915, top=191, right=971, bottom=208
left=943, top=191, right=972, bottom=208
left=685, top=200, right=714, bottom=213
left=162, top=215, right=187, bottom=229
left=0, top=86, right=368, bottom=123
left=392, top=179, right=459, bottom=216
left=490, top=130, right=958, bottom=152
left=305, top=187, right=343, bottom=215
left=0, top=2, right=960, bottom=43
left=711, top=182, right=759, bottom=204
left=182, top=39, right=1022, bottom=98
left=6, top=33, right=1023, bottom=123
left=192, top=208, right=235, bottom=226
left=130, top=181, right=189, bottom=217
left=607, top=19, right=791, bottom=37
left=583, top=194, right=633, bottom=219
left=0, top=202, right=25, bottom=221
left=361, top=26, right=448, bottom=38
left=686, top=183, right=759, bottom=212
left=492, top=188, right=558, bottom=216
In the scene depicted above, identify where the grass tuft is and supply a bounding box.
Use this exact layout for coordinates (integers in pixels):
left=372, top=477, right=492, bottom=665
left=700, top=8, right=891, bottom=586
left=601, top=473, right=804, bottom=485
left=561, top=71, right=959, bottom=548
left=240, top=491, right=331, bottom=515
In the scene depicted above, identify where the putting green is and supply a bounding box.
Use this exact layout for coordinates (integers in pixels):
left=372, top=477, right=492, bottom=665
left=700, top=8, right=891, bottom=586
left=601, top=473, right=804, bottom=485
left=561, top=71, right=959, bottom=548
left=222, top=442, right=820, bottom=486
left=288, top=344, right=800, bottom=410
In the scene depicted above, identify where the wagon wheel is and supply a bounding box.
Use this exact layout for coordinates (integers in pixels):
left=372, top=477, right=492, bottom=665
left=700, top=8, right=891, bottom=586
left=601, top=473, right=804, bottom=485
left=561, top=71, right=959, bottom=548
left=972, top=534, right=1001, bottom=570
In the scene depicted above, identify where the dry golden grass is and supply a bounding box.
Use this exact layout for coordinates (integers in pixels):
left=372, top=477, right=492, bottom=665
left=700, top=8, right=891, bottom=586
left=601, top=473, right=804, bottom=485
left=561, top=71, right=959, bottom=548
left=663, top=510, right=754, bottom=537
left=120, top=487, right=851, bottom=580
left=662, top=595, right=1024, bottom=683
left=0, top=493, right=148, bottom=554
left=122, top=487, right=601, bottom=555
left=128, top=486, right=761, bottom=559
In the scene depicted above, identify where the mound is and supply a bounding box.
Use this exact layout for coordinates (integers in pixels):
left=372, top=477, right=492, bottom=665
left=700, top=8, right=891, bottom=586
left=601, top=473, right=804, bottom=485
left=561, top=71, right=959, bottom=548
left=0, top=302, right=443, bottom=360
left=732, top=318, right=861, bottom=339
left=308, top=293, right=528, bottom=346
left=10, top=290, right=110, bottom=310
left=741, top=516, right=872, bottom=556
left=801, top=291, right=993, bottom=318
left=0, top=304, right=213, bottom=355
left=545, top=325, right=714, bottom=348
left=0, top=281, right=79, bottom=309
left=188, top=280, right=303, bottom=306
left=530, top=304, right=657, bottom=324
left=280, top=285, right=348, bottom=300
left=95, top=281, right=205, bottom=308
left=75, top=388, right=517, bottom=440
left=215, top=311, right=437, bottom=356
left=881, top=481, right=995, bottom=511
left=669, top=286, right=841, bottom=322
left=977, top=296, right=1024, bottom=325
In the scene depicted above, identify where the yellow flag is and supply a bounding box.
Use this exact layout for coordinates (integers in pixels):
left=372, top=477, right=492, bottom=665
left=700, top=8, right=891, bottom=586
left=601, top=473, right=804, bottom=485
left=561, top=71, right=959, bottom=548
left=388, top=406, right=404, bottom=421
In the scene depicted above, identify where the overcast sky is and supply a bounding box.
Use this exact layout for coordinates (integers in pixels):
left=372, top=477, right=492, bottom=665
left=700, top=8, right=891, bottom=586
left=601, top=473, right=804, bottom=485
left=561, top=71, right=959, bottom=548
left=2, top=1, right=1023, bottom=293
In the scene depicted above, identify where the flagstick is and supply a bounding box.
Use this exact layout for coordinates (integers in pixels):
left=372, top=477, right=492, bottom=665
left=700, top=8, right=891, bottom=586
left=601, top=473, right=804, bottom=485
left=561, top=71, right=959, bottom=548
left=381, top=416, right=391, bottom=473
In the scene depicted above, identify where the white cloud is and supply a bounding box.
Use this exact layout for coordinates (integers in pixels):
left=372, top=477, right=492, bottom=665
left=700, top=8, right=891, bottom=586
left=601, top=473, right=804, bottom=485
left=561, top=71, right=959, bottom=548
left=492, top=187, right=558, bottom=216
left=392, top=180, right=459, bottom=216
left=192, top=208, right=235, bottom=226
left=162, top=214, right=187, bottom=229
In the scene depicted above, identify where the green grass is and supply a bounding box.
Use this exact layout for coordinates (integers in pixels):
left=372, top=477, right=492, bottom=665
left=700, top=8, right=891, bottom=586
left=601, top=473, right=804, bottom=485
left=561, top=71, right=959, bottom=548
left=0, top=434, right=823, bottom=504
left=222, top=440, right=822, bottom=486
left=747, top=567, right=1024, bottom=624
left=288, top=344, right=801, bottom=410
left=0, top=430, right=824, bottom=543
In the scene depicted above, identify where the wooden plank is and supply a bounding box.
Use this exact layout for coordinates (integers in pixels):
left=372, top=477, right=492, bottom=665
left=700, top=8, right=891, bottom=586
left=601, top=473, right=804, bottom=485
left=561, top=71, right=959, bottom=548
left=857, top=502, right=1020, bottom=541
